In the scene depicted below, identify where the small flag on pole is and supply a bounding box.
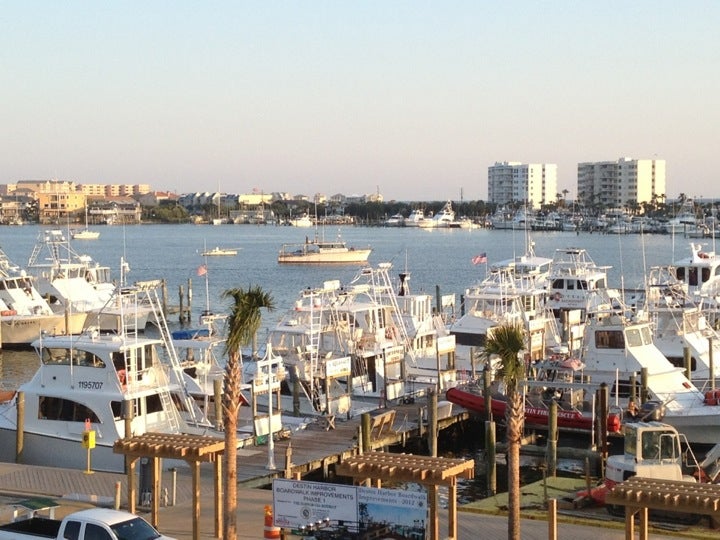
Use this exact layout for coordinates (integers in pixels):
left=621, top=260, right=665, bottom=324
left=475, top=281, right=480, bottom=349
left=197, top=264, right=207, bottom=276
left=472, top=252, right=487, bottom=265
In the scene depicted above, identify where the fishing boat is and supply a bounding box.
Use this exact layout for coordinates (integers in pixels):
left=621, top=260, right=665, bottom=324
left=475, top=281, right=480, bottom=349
left=201, top=246, right=238, bottom=256
left=572, top=310, right=720, bottom=444
left=417, top=200, right=455, bottom=229
left=0, top=248, right=87, bottom=346
left=639, top=265, right=720, bottom=385
left=277, top=232, right=371, bottom=264
left=27, top=229, right=153, bottom=333
left=0, top=284, right=204, bottom=472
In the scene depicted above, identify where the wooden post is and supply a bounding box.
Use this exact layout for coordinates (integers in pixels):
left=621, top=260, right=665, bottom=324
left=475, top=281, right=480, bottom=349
left=187, top=278, right=193, bottom=319
left=483, top=368, right=492, bottom=423
left=361, top=413, right=371, bottom=453
left=547, top=400, right=558, bottom=477
left=710, top=336, right=716, bottom=391
left=469, top=346, right=475, bottom=379
left=598, top=383, right=609, bottom=465
left=293, top=368, right=301, bottom=417
left=151, top=457, right=160, bottom=527
left=192, top=460, right=201, bottom=540
left=214, top=458, right=222, bottom=539
left=485, top=420, right=496, bottom=496
left=548, top=498, right=557, bottom=540
left=162, top=279, right=168, bottom=318
left=15, top=391, right=24, bottom=463
left=179, top=285, right=185, bottom=323
left=684, top=346, right=692, bottom=382
left=127, top=457, right=137, bottom=515
left=428, top=484, right=439, bottom=540
left=214, top=378, right=223, bottom=430
left=284, top=444, right=293, bottom=478
left=428, top=389, right=438, bottom=458
left=641, top=367, right=649, bottom=404
left=448, top=477, right=457, bottom=540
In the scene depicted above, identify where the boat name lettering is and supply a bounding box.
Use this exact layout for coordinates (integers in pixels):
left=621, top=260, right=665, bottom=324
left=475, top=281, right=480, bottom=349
left=78, top=381, right=103, bottom=390
left=525, top=407, right=580, bottom=419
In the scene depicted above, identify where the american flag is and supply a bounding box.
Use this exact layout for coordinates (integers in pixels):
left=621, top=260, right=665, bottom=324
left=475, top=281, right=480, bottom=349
left=471, top=252, right=487, bottom=265
left=197, top=264, right=207, bottom=277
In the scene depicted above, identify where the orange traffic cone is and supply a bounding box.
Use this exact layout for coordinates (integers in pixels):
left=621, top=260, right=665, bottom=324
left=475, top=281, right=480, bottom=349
left=264, top=504, right=281, bottom=539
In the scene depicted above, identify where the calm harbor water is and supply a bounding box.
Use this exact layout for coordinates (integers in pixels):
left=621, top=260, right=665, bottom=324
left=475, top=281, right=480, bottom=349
left=0, top=222, right=711, bottom=388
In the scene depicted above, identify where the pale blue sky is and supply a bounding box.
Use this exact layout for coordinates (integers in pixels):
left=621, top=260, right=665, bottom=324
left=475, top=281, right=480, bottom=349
left=2, top=2, right=718, bottom=201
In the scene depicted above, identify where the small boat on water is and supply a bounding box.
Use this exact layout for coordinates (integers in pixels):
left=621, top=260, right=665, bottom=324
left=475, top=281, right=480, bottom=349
left=278, top=233, right=371, bottom=264
left=201, top=246, right=238, bottom=256
left=70, top=207, right=100, bottom=240
left=70, top=229, right=100, bottom=240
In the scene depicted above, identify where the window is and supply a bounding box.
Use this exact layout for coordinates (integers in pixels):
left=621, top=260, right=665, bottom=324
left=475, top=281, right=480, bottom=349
left=38, top=396, right=100, bottom=423
left=63, top=520, right=81, bottom=540
left=595, top=330, right=624, bottom=349
left=84, top=523, right=113, bottom=540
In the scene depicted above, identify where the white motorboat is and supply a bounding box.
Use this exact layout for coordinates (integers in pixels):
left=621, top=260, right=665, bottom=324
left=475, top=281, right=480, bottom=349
left=27, top=230, right=153, bottom=333
left=0, top=323, right=194, bottom=472
left=288, top=213, right=313, bottom=227
left=673, top=242, right=720, bottom=306
left=201, top=246, right=238, bottom=256
left=577, top=311, right=720, bottom=445
left=640, top=265, right=720, bottom=385
left=383, top=213, right=405, bottom=227
left=403, top=208, right=431, bottom=227
left=448, top=265, right=561, bottom=364
left=418, top=201, right=455, bottom=229
left=0, top=249, right=86, bottom=346
left=278, top=232, right=371, bottom=264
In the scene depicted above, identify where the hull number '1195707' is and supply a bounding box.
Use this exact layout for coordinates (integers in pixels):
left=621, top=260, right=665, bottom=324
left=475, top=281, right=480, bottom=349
left=78, top=381, right=103, bottom=390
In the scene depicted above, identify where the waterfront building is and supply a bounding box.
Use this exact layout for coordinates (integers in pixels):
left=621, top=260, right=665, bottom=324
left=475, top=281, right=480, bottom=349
left=488, top=161, right=558, bottom=210
left=577, top=157, right=665, bottom=208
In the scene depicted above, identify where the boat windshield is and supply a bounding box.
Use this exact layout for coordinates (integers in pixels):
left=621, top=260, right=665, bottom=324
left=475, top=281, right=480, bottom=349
left=42, top=347, right=105, bottom=367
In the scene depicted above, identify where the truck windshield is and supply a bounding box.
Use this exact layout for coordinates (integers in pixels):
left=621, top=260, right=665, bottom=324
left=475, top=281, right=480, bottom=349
left=110, top=517, right=161, bottom=540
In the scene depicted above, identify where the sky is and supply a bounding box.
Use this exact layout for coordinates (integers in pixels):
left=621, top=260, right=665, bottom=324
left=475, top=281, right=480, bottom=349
left=2, top=1, right=719, bottom=201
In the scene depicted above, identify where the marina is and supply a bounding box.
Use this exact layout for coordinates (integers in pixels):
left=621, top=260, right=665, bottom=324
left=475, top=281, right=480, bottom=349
left=2, top=224, right=720, bottom=536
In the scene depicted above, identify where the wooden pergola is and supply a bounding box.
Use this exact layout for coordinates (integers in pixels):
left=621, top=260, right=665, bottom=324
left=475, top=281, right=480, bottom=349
left=113, top=432, right=225, bottom=540
left=605, top=476, right=720, bottom=539
left=335, top=452, right=475, bottom=540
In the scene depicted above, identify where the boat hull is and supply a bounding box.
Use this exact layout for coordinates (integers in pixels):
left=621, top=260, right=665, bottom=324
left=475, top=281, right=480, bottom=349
left=446, top=387, right=596, bottom=432
left=278, top=248, right=371, bottom=264
left=1, top=312, right=88, bottom=346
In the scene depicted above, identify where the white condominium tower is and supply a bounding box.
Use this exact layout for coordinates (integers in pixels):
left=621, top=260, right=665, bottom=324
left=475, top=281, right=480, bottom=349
left=487, top=162, right=557, bottom=210
left=577, top=157, right=666, bottom=208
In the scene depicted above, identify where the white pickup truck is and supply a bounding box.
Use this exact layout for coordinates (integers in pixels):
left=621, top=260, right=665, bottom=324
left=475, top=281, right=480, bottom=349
left=0, top=507, right=176, bottom=540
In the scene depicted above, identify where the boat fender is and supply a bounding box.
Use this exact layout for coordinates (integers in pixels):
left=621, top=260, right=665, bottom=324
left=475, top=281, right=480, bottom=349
left=117, top=369, right=127, bottom=387
left=607, top=413, right=621, bottom=432
left=554, top=292, right=562, bottom=301
left=704, top=391, right=718, bottom=406
left=0, top=310, right=17, bottom=316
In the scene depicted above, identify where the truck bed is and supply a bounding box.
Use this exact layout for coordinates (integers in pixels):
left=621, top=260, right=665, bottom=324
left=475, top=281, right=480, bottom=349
left=0, top=516, right=61, bottom=538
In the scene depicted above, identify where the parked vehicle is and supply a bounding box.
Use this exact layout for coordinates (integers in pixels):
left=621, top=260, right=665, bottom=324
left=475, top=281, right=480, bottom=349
left=0, top=507, right=176, bottom=540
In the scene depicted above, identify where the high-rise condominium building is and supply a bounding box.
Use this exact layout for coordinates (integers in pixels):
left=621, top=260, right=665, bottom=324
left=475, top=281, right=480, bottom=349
left=487, top=162, right=558, bottom=210
left=577, top=157, right=665, bottom=208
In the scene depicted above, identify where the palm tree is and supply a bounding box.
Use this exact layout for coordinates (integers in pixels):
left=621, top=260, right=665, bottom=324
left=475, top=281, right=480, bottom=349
left=480, top=324, right=526, bottom=540
left=222, top=286, right=275, bottom=540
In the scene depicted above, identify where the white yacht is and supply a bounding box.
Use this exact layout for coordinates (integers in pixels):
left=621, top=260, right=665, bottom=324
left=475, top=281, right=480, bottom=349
left=418, top=200, right=455, bottom=228
left=403, top=208, right=430, bottom=227
left=577, top=311, right=720, bottom=445
left=27, top=230, right=153, bottom=333
left=0, top=248, right=86, bottom=346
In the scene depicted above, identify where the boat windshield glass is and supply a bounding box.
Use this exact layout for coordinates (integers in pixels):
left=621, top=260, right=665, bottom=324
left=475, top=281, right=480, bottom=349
left=42, top=347, right=105, bottom=367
